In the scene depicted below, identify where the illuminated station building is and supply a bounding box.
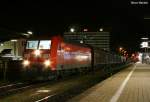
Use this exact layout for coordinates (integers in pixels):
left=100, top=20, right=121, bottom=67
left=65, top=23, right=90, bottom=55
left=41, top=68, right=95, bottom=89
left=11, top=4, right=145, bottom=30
left=0, top=39, right=26, bottom=58
left=140, top=37, right=150, bottom=63
left=64, top=31, right=110, bottom=51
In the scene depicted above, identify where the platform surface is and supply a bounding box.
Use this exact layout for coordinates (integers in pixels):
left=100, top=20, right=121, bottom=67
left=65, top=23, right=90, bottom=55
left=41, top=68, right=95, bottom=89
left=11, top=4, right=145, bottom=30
left=68, top=63, right=150, bottom=102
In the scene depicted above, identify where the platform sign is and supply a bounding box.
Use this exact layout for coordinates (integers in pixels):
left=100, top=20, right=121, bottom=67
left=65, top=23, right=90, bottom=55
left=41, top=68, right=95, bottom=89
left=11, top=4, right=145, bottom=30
left=141, top=42, right=148, bottom=48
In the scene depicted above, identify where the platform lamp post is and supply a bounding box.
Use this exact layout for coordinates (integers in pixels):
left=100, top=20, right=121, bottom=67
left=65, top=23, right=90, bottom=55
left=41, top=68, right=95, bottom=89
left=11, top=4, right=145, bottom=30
left=21, top=30, right=33, bottom=38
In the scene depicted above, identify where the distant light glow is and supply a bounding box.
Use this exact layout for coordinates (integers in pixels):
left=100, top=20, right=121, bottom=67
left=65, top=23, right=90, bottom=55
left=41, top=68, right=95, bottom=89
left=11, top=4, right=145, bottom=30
left=0, top=43, right=4, bottom=46
left=80, top=40, right=84, bottom=43
left=132, top=54, right=135, bottom=57
left=22, top=33, right=30, bottom=37
left=99, top=28, right=103, bottom=31
left=119, top=47, right=123, bottom=51
left=141, top=38, right=149, bottom=40
left=124, top=51, right=127, bottom=53
left=27, top=30, right=33, bottom=35
left=70, top=28, right=75, bottom=33
left=83, top=29, right=88, bottom=32
left=141, top=42, right=148, bottom=48
left=11, top=39, right=17, bottom=42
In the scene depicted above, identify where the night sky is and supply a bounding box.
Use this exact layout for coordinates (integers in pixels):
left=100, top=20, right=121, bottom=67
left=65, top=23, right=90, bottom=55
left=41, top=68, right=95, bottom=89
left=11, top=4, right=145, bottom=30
left=0, top=1, right=149, bottom=54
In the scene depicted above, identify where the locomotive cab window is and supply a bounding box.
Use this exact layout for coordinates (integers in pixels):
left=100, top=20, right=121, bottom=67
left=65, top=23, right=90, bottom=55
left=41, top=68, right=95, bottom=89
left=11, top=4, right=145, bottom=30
left=26, top=40, right=38, bottom=49
left=39, top=40, right=51, bottom=49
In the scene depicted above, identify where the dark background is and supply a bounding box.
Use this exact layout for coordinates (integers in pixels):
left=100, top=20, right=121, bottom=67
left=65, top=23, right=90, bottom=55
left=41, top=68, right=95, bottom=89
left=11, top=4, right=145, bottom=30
left=0, top=1, right=149, bottom=53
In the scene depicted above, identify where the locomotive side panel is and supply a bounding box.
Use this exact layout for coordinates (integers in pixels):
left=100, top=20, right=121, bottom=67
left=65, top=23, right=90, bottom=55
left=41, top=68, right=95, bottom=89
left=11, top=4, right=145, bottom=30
left=56, top=42, right=91, bottom=70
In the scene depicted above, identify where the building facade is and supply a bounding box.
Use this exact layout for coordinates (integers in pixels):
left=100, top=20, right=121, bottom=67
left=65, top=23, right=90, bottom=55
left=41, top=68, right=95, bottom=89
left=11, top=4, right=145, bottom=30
left=64, top=32, right=110, bottom=51
left=0, top=39, right=26, bottom=57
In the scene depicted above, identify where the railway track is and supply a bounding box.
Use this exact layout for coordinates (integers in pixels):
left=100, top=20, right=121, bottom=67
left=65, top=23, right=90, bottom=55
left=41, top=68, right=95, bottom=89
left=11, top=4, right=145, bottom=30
left=0, top=64, right=132, bottom=102
left=0, top=82, right=29, bottom=97
left=0, top=83, right=24, bottom=90
left=0, top=82, right=51, bottom=98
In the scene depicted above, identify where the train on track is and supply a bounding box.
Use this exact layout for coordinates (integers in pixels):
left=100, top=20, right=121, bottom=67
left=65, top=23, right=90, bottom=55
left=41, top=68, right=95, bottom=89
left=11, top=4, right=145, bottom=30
left=20, top=35, right=127, bottom=81
left=0, top=35, right=128, bottom=81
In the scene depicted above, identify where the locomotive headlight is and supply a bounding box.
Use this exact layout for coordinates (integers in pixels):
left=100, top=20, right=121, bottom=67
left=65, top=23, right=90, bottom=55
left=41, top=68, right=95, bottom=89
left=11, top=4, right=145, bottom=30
left=44, top=60, right=51, bottom=67
left=34, top=50, right=41, bottom=56
left=23, top=60, right=30, bottom=66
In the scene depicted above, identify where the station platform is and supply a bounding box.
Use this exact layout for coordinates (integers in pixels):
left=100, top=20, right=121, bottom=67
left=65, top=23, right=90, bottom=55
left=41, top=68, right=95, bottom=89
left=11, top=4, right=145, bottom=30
left=68, top=63, right=150, bottom=102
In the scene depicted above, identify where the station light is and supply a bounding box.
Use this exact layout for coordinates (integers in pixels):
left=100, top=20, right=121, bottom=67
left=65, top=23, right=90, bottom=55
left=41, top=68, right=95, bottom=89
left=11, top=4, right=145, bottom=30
left=70, top=28, right=75, bottom=33
left=141, top=37, right=149, bottom=40
left=83, top=29, right=88, bottom=32
left=141, top=42, right=148, bottom=48
left=119, top=47, right=123, bottom=51
left=80, top=40, right=83, bottom=43
left=132, top=54, right=135, bottom=57
left=27, top=30, right=33, bottom=35
left=0, top=43, right=4, bottom=46
left=124, top=51, right=127, bottom=53
left=99, top=28, right=103, bottom=32
left=11, top=39, right=17, bottom=42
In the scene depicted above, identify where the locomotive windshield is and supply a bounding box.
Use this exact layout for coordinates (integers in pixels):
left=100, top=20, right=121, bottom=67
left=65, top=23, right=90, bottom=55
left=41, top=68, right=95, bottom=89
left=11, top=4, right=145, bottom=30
left=26, top=40, right=51, bottom=49
left=26, top=40, right=38, bottom=49
left=39, top=40, right=51, bottom=49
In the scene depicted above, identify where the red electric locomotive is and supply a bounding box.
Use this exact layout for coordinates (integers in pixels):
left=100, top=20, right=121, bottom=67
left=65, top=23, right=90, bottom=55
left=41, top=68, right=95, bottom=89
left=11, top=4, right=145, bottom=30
left=22, top=35, right=126, bottom=81
left=23, top=35, right=91, bottom=71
